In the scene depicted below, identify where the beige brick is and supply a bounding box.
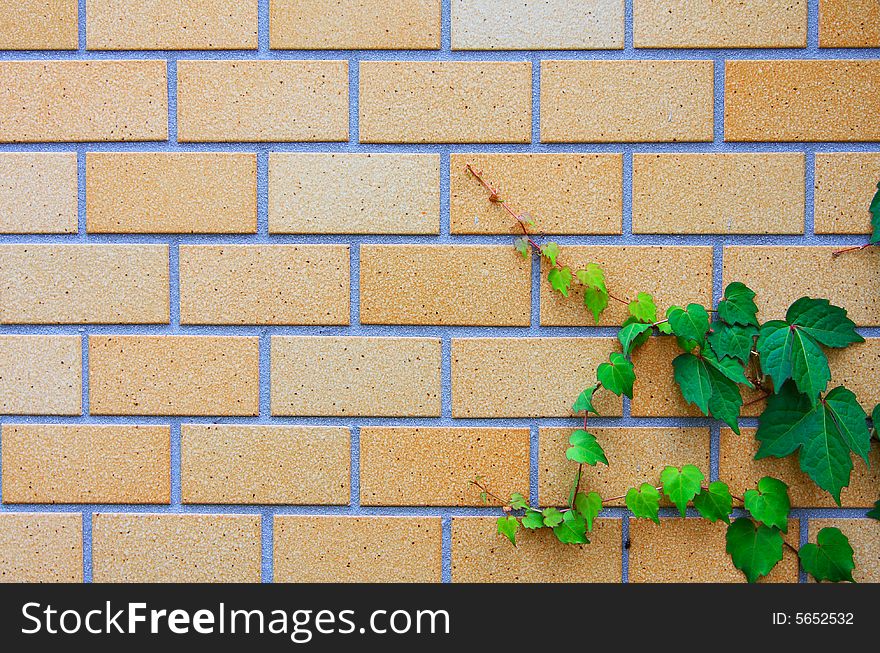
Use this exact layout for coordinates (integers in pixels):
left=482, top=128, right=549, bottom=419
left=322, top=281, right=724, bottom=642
left=819, top=0, right=880, bottom=47
left=86, top=153, right=257, bottom=234
left=177, top=60, right=348, bottom=142
left=270, top=0, right=440, bottom=49
left=814, top=153, right=880, bottom=235
left=271, top=337, right=440, bottom=417
left=451, top=0, right=624, bottom=50
left=539, top=427, right=710, bottom=507
left=360, top=427, right=530, bottom=506
left=269, top=153, right=439, bottom=235
left=450, top=153, right=622, bottom=235
left=540, top=246, right=714, bottom=326
left=629, top=518, right=800, bottom=583
left=634, top=0, right=806, bottom=48
left=451, top=517, right=622, bottom=582
left=451, top=338, right=622, bottom=418
left=274, top=517, right=442, bottom=583
left=632, top=154, right=805, bottom=234
left=180, top=245, right=350, bottom=325
left=722, top=246, right=880, bottom=325
left=541, top=60, right=714, bottom=143
left=2, top=425, right=170, bottom=504
left=0, top=153, right=77, bottom=234
left=92, top=513, right=260, bottom=583
left=0, top=336, right=81, bottom=415
left=0, top=61, right=167, bottom=142
left=0, top=245, right=169, bottom=324
left=725, top=60, right=880, bottom=142
left=0, top=513, right=82, bottom=582
left=360, top=245, right=530, bottom=326
left=0, top=0, right=78, bottom=50
left=87, top=0, right=257, bottom=50
left=808, top=519, right=880, bottom=583
left=181, top=425, right=349, bottom=505
left=359, top=61, right=532, bottom=144
left=89, top=336, right=259, bottom=416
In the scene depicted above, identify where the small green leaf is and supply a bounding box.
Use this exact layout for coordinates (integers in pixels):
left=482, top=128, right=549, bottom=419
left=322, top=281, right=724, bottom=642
left=798, top=527, right=856, bottom=583
left=572, top=384, right=599, bottom=415
left=566, top=429, right=608, bottom=466
left=786, top=297, right=864, bottom=349
left=744, top=477, right=791, bottom=533
left=666, top=303, right=710, bottom=344
left=657, top=321, right=673, bottom=335
left=510, top=493, right=529, bottom=510
left=660, top=464, right=705, bottom=517
left=693, top=481, right=733, bottom=524
left=577, top=264, right=609, bottom=324
left=703, top=346, right=753, bottom=387
left=522, top=509, right=545, bottom=530
left=597, top=352, right=636, bottom=399
left=479, top=492, right=487, bottom=504
left=553, top=510, right=589, bottom=544
left=618, top=321, right=653, bottom=356
left=548, top=266, right=572, bottom=297
left=867, top=499, right=880, bottom=521
left=708, top=322, right=758, bottom=363
left=514, top=237, right=530, bottom=259
left=542, top=507, right=564, bottom=528
left=726, top=518, right=784, bottom=583
left=717, top=282, right=759, bottom=327
left=574, top=491, right=602, bottom=532
left=672, top=352, right=711, bottom=414
left=870, top=181, right=880, bottom=244
left=625, top=484, right=660, bottom=524
left=497, top=516, right=519, bottom=546
left=540, top=242, right=561, bottom=266
left=628, top=292, right=657, bottom=323
left=576, top=263, right=605, bottom=289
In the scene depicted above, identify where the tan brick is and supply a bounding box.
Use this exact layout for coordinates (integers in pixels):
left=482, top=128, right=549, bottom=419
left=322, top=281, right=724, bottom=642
left=89, top=336, right=259, bottom=416
left=86, top=153, right=257, bottom=234
left=274, top=517, right=442, bottom=583
left=0, top=61, right=167, bottom=142
left=2, top=425, right=170, bottom=504
left=92, top=513, right=260, bottom=583
left=0, top=513, right=82, bottom=582
left=450, top=153, right=622, bottom=235
left=0, top=153, right=77, bottom=234
left=177, top=60, right=348, bottom=142
left=0, top=336, right=81, bottom=415
left=270, top=0, right=440, bottom=49
left=725, top=60, right=880, bottom=142
left=722, top=246, right=880, bottom=325
left=629, top=518, right=800, bottom=583
left=269, top=153, right=439, bottom=234
left=360, top=427, right=530, bottom=506
left=451, top=0, right=624, bottom=50
left=632, top=154, right=805, bottom=234
left=814, top=153, right=880, bottom=235
left=271, top=337, right=440, bottom=417
left=541, top=60, right=714, bottom=143
left=808, top=519, right=880, bottom=583
left=359, top=61, right=532, bottom=144
left=0, top=0, right=78, bottom=50
left=634, top=0, right=806, bottom=48
left=181, top=425, right=349, bottom=505
left=360, top=245, right=530, bottom=326
left=87, top=0, right=257, bottom=50
left=0, top=245, right=169, bottom=324
left=540, top=246, right=714, bottom=326
left=819, top=0, right=880, bottom=47
left=451, top=338, right=622, bottom=418
left=539, top=427, right=710, bottom=507
left=451, top=517, right=622, bottom=582
left=179, top=245, right=350, bottom=325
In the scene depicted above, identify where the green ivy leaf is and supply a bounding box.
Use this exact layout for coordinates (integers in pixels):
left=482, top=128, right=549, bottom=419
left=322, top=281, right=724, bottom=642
left=757, top=320, right=830, bottom=403
left=707, top=322, right=758, bottom=363
left=542, top=507, right=564, bottom=528
left=660, top=464, right=705, bottom=517
left=625, top=484, right=660, bottom=524
left=510, top=493, right=529, bottom=510
left=867, top=499, right=880, bottom=521
left=618, top=321, right=653, bottom=356
left=576, top=263, right=604, bottom=289
left=565, top=429, right=608, bottom=466
left=872, top=404, right=880, bottom=439
left=597, top=352, right=636, bottom=399
left=574, top=491, right=602, bottom=532
left=717, top=282, right=759, bottom=327
left=744, top=477, right=791, bottom=533
left=824, top=386, right=872, bottom=464
left=497, top=516, right=519, bottom=545
left=657, top=321, right=673, bottom=335
left=577, top=264, right=609, bottom=324
left=726, top=518, right=784, bottom=583
left=672, top=353, right=743, bottom=433
left=548, top=266, right=573, bottom=297
left=666, top=304, right=710, bottom=344
left=540, top=242, right=560, bottom=266
left=798, top=527, right=856, bottom=583
left=522, top=509, right=545, bottom=530
left=786, top=297, right=864, bottom=349
left=703, top=346, right=753, bottom=387
left=553, top=510, right=589, bottom=544
left=628, top=292, right=657, bottom=323
left=572, top=384, right=599, bottom=415
left=514, top=237, right=530, bottom=259
left=694, top=481, right=733, bottom=524
left=870, top=181, right=880, bottom=244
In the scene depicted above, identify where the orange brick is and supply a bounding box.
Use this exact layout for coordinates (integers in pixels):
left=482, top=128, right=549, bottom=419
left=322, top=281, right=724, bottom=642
left=0, top=0, right=78, bottom=50
left=0, top=153, right=77, bottom=234
left=819, top=0, right=880, bottom=47
left=814, top=153, right=880, bottom=235
left=0, top=513, right=82, bottom=582
left=0, top=335, right=81, bottom=415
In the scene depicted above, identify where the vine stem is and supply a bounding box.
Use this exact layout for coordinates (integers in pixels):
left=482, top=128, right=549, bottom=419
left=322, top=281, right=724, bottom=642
left=832, top=243, right=875, bottom=257
left=470, top=479, right=507, bottom=507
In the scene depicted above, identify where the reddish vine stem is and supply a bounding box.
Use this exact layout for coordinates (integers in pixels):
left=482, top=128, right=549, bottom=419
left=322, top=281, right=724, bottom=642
left=470, top=479, right=507, bottom=507
left=832, top=243, right=875, bottom=258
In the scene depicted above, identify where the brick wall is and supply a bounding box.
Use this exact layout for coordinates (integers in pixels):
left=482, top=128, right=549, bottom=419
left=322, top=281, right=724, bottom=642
left=0, top=1, right=878, bottom=583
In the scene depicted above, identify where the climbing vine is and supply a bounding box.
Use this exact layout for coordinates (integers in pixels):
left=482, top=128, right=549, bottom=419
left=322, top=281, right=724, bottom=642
left=466, top=164, right=880, bottom=584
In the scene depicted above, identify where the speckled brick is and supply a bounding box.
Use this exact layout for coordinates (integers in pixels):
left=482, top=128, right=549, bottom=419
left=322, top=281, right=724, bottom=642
left=451, top=0, right=624, bottom=50
left=274, top=517, right=442, bottom=583
left=0, top=336, right=81, bottom=416
left=0, top=513, right=82, bottom=582
left=819, top=0, right=880, bottom=47
left=2, top=424, right=170, bottom=504
left=271, top=337, right=441, bottom=417
left=540, top=246, right=714, bottom=326
left=451, top=517, right=622, bottom=582
left=181, top=425, right=349, bottom=505
left=179, top=245, right=350, bottom=325
left=92, top=513, right=261, bottom=583
left=808, top=519, right=880, bottom=582
left=814, top=153, right=880, bottom=235
left=87, top=0, right=257, bottom=50
left=89, top=336, right=260, bottom=416
left=360, top=427, right=530, bottom=506
left=270, top=0, right=440, bottom=49
left=632, top=154, right=805, bottom=234
left=0, top=61, right=167, bottom=142
left=449, top=153, right=623, bottom=235
left=0, top=0, right=78, bottom=50
left=0, top=245, right=169, bottom=324
left=540, top=60, right=714, bottom=143
left=86, top=153, right=257, bottom=234
left=177, top=60, right=349, bottom=142
left=725, top=60, right=880, bottom=142
left=451, top=338, right=622, bottom=418
left=0, top=153, right=77, bottom=234
left=359, top=61, right=532, bottom=144
left=269, top=153, right=440, bottom=234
